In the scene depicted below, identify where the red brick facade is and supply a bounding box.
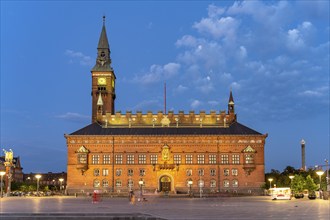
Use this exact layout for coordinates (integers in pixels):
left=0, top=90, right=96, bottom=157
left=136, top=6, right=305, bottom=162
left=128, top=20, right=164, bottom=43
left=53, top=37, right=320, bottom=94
left=65, top=18, right=267, bottom=195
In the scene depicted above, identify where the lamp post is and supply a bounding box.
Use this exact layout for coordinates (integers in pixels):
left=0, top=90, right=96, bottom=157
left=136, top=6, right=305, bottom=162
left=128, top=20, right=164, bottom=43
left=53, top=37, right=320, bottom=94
left=289, top=175, right=294, bottom=196
left=59, top=178, right=64, bottom=194
left=35, top=174, right=41, bottom=195
left=268, top=178, right=273, bottom=189
left=188, top=180, right=193, bottom=197
left=199, top=179, right=204, bottom=198
left=138, top=180, right=143, bottom=200
left=0, top=171, right=6, bottom=198
left=316, top=170, right=324, bottom=199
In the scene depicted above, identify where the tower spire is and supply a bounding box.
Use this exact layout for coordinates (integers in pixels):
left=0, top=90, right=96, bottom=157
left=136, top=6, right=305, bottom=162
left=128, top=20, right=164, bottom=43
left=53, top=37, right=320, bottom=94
left=228, top=89, right=235, bottom=114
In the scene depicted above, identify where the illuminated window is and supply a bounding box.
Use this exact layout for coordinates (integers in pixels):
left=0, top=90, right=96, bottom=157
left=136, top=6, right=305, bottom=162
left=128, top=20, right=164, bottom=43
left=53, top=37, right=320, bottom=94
left=115, top=154, right=122, bottom=164
left=127, top=155, right=134, bottom=164
left=102, top=168, right=108, bottom=176
left=186, top=155, right=193, bottom=164
left=102, top=179, right=109, bottom=187
left=138, top=155, right=146, bottom=164
left=224, top=169, right=229, bottom=176
left=210, top=169, right=216, bottom=176
left=78, top=154, right=87, bottom=164
left=128, top=179, right=133, bottom=188
left=116, top=169, right=122, bottom=176
left=245, top=154, right=254, bottom=164
left=198, top=179, right=204, bottom=187
left=186, top=178, right=193, bottom=187
left=92, top=155, right=100, bottom=164
left=232, top=168, right=238, bottom=176
left=232, top=155, right=240, bottom=164
left=197, top=155, right=205, bottom=164
left=198, top=168, right=204, bottom=176
left=223, top=179, right=229, bottom=188
left=93, top=169, right=100, bottom=176
left=221, top=154, right=229, bottom=164
left=232, top=179, right=238, bottom=187
left=186, top=169, right=192, bottom=176
left=174, top=154, right=181, bottom=164
left=115, top=179, right=122, bottom=187
left=93, top=179, right=100, bottom=188
left=150, top=155, right=158, bottom=164
left=209, top=154, right=217, bottom=164
left=103, top=154, right=110, bottom=164
left=210, top=179, right=216, bottom=188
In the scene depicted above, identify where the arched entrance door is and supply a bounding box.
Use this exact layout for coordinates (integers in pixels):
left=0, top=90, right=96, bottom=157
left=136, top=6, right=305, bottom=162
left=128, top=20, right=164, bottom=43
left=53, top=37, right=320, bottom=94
left=160, top=176, right=171, bottom=192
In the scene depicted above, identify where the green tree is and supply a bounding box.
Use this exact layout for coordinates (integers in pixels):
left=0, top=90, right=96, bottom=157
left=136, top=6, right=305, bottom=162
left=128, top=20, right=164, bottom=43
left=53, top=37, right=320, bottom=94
left=291, top=174, right=305, bottom=195
left=304, top=175, right=317, bottom=195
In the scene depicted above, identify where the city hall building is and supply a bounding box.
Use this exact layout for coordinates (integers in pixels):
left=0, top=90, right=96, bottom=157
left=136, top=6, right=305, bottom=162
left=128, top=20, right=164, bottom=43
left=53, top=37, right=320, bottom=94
left=65, top=18, right=268, bottom=195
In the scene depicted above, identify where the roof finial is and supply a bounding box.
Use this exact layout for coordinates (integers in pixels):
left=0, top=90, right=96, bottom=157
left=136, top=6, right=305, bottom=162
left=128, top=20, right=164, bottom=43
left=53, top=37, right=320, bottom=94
left=103, top=15, right=106, bottom=25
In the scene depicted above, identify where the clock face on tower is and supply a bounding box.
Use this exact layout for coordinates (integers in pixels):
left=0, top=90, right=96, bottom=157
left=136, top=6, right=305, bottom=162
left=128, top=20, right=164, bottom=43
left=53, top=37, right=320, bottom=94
left=98, top=77, right=106, bottom=85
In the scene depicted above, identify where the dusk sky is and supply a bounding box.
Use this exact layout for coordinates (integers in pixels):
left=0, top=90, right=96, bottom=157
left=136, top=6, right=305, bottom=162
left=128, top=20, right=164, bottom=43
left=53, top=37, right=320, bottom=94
left=1, top=1, right=329, bottom=174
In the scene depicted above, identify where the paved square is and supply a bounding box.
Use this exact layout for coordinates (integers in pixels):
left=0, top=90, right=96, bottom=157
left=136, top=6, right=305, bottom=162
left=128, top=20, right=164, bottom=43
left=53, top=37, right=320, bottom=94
left=0, top=196, right=329, bottom=219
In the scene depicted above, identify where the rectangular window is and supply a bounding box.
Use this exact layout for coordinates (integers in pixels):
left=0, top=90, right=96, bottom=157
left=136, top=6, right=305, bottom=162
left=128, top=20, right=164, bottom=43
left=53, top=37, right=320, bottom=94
left=245, top=154, right=254, bottom=164
left=127, top=155, right=135, bottom=164
left=115, top=154, right=123, bottom=164
left=232, top=168, right=238, bottom=176
left=198, top=168, right=204, bottom=176
left=102, top=168, right=109, bottom=176
left=186, top=169, right=192, bottom=176
left=223, top=180, right=229, bottom=188
left=197, top=155, right=205, bottom=164
left=232, top=155, right=240, bottom=164
left=116, top=179, right=122, bottom=187
left=209, top=155, right=217, bottom=164
left=92, top=155, right=100, bottom=164
left=128, top=169, right=134, bottom=176
left=103, top=154, right=111, bottom=164
left=102, top=179, right=109, bottom=187
left=210, top=179, right=216, bottom=188
left=185, top=155, right=193, bottom=164
left=78, top=154, right=87, bottom=164
left=139, top=169, right=146, bottom=176
left=150, top=155, right=158, bottom=164
left=174, top=154, right=181, bottom=164
left=221, top=154, right=229, bottom=164
left=224, top=169, right=229, bottom=176
left=210, top=169, right=216, bottom=176
left=138, top=155, right=146, bottom=164
left=116, top=169, right=122, bottom=176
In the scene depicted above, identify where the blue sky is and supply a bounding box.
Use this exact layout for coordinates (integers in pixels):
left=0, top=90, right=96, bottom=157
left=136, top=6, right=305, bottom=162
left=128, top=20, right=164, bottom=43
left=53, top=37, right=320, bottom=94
left=1, top=1, right=329, bottom=173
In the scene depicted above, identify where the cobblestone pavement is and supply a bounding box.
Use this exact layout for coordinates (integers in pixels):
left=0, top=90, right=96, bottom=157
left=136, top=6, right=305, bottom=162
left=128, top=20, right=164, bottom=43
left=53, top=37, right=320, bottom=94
left=0, top=196, right=329, bottom=219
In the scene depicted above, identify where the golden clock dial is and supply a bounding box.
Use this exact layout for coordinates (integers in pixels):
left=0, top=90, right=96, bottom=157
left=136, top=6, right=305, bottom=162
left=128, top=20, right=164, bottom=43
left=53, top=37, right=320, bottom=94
left=98, top=77, right=106, bottom=85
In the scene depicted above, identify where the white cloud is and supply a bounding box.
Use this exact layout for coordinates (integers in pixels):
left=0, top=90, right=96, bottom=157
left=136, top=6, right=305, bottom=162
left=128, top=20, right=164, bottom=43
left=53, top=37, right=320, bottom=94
left=176, top=35, right=198, bottom=47
left=191, top=100, right=202, bottom=109
left=207, top=4, right=225, bottom=18
left=65, top=49, right=93, bottom=66
left=55, top=112, right=89, bottom=123
left=238, top=46, right=247, bottom=59
left=193, top=16, right=239, bottom=41
left=286, top=21, right=313, bottom=50
left=175, top=85, right=188, bottom=93
left=134, top=62, right=181, bottom=84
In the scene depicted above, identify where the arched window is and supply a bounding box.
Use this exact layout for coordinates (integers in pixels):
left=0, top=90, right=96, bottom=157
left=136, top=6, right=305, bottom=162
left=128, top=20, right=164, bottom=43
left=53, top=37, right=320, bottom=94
left=223, top=179, right=229, bottom=188
left=93, top=179, right=100, bottom=188
left=102, top=179, right=109, bottom=187
left=232, top=179, right=238, bottom=187
left=116, top=179, right=122, bottom=187
left=210, top=179, right=216, bottom=188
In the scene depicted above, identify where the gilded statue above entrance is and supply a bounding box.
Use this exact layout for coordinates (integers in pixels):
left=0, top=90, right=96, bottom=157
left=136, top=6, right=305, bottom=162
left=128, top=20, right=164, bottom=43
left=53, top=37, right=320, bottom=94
left=162, top=144, right=170, bottom=161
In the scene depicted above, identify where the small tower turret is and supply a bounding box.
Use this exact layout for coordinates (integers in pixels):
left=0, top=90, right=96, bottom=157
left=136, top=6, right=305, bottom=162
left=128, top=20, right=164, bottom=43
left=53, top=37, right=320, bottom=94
left=228, top=89, right=235, bottom=114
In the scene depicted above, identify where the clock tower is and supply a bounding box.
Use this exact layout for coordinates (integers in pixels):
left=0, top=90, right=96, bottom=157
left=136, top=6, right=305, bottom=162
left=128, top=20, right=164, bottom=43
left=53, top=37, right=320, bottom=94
left=91, top=16, right=116, bottom=123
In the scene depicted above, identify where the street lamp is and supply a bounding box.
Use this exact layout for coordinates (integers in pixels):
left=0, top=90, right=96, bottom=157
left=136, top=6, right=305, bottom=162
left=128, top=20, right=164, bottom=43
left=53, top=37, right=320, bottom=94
left=316, top=170, right=324, bottom=199
left=0, top=171, right=6, bottom=198
left=59, top=178, right=64, bottom=194
left=268, top=178, right=273, bottom=189
left=138, top=180, right=143, bottom=200
left=35, top=174, right=41, bottom=195
left=199, top=179, right=204, bottom=198
left=289, top=175, right=294, bottom=196
left=188, top=180, right=193, bottom=197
